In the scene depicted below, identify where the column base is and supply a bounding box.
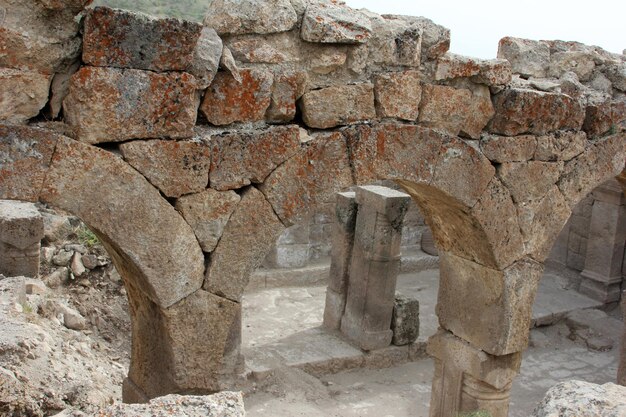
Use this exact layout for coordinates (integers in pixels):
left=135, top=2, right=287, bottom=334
left=340, top=314, right=392, bottom=351
left=322, top=288, right=346, bottom=330
left=579, top=270, right=623, bottom=303
left=122, top=377, right=150, bottom=404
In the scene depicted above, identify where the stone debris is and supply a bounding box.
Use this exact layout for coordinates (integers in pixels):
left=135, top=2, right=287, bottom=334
left=531, top=380, right=626, bottom=417
left=392, top=295, right=420, bottom=346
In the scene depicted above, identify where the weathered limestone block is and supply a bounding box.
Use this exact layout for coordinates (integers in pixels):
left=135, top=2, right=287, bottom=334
left=266, top=71, right=307, bottom=123
left=300, top=83, right=375, bottom=129
left=517, top=186, right=571, bottom=261
left=341, top=186, right=410, bottom=350
left=190, top=27, right=223, bottom=89
left=558, top=133, right=626, bottom=208
left=203, top=0, right=297, bottom=35
left=209, top=125, right=300, bottom=191
left=534, top=131, right=587, bottom=162
left=0, top=125, right=59, bottom=202
left=488, top=88, right=585, bottom=136
left=579, top=180, right=626, bottom=303
left=0, top=69, right=51, bottom=124
left=259, top=131, right=353, bottom=226
left=470, top=178, right=525, bottom=269
left=392, top=295, right=420, bottom=346
left=127, top=287, right=242, bottom=399
left=300, top=2, right=372, bottom=44
left=583, top=100, right=626, bottom=138
left=418, top=85, right=472, bottom=137
left=498, top=160, right=564, bottom=204
left=365, top=14, right=423, bottom=67
left=531, top=381, right=626, bottom=417
left=40, top=136, right=205, bottom=308
left=480, top=134, right=537, bottom=163
left=430, top=136, right=496, bottom=208
left=200, top=68, right=274, bottom=126
left=435, top=53, right=512, bottom=86
left=344, top=123, right=441, bottom=186
left=603, top=61, right=626, bottom=92
left=457, top=82, right=496, bottom=139
left=374, top=15, right=449, bottom=61
left=175, top=189, right=240, bottom=253
left=309, top=47, right=347, bottom=74
left=204, top=187, right=284, bottom=302
left=437, top=253, right=544, bottom=355
left=549, top=51, right=596, bottom=81
left=428, top=330, right=522, bottom=417
left=83, top=7, right=203, bottom=72
left=0, top=201, right=44, bottom=278
left=497, top=37, right=550, bottom=78
left=374, top=70, right=422, bottom=121
left=229, top=38, right=290, bottom=64
left=120, top=140, right=211, bottom=198
left=64, top=67, right=198, bottom=144
left=103, top=392, right=245, bottom=416
left=0, top=0, right=88, bottom=73
left=323, top=191, right=357, bottom=330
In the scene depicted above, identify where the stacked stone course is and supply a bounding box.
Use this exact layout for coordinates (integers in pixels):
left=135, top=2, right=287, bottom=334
left=0, top=0, right=625, bottom=415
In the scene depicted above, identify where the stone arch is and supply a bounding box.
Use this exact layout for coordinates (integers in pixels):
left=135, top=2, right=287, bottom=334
left=0, top=125, right=241, bottom=400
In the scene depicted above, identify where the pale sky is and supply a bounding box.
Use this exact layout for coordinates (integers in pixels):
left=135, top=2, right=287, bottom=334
left=345, top=0, right=625, bottom=59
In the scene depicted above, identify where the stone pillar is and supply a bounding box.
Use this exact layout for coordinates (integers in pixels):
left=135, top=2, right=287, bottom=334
left=323, top=191, right=358, bottom=330
left=579, top=179, right=626, bottom=303
left=340, top=185, right=410, bottom=350
left=428, top=330, right=521, bottom=417
left=0, top=200, right=44, bottom=278
left=619, top=290, right=626, bottom=386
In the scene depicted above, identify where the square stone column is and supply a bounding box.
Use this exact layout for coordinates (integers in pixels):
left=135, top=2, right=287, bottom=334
left=323, top=191, right=358, bottom=330
left=0, top=200, right=44, bottom=278
left=428, top=330, right=521, bottom=417
left=340, top=185, right=410, bottom=350
left=619, top=290, right=626, bottom=386
left=579, top=179, right=626, bottom=303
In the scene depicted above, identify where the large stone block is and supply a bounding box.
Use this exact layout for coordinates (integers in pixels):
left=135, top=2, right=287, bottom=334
left=345, top=123, right=443, bottom=185
left=436, top=253, right=543, bottom=355
left=435, top=53, right=512, bottom=86
left=64, top=67, right=198, bottom=144
left=418, top=85, right=472, bottom=137
left=0, top=200, right=43, bottom=278
left=548, top=51, right=596, bottom=81
left=203, top=0, right=297, bottom=35
left=83, top=7, right=203, bottom=72
left=374, top=70, right=422, bottom=121
left=392, top=295, right=420, bottom=346
left=175, top=189, right=241, bottom=253
left=558, top=133, right=626, bottom=208
left=470, top=178, right=525, bottom=269
left=517, top=186, right=572, bottom=261
left=40, top=137, right=205, bottom=308
left=204, top=187, right=284, bottom=302
left=497, top=37, right=550, bottom=78
left=365, top=14, right=423, bottom=67
left=531, top=381, right=626, bottom=417
left=300, top=2, right=372, bottom=44
left=120, top=140, right=211, bottom=198
left=259, top=131, right=353, bottom=226
left=200, top=68, right=274, bottom=126
left=300, top=83, right=376, bottom=129
left=480, top=134, right=537, bottom=163
left=209, top=125, right=300, bottom=191
left=488, top=88, right=585, bottom=136
left=0, top=69, right=51, bottom=124
left=0, top=125, right=59, bottom=202
left=583, top=100, right=626, bottom=138
left=498, top=160, right=564, bottom=204
left=534, top=131, right=587, bottom=162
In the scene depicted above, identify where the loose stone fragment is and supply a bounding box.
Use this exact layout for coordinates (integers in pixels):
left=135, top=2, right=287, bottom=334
left=83, top=7, right=203, bottom=72
left=0, top=201, right=44, bottom=278
left=392, top=295, right=420, bottom=346
left=301, top=2, right=372, bottom=44
left=300, top=83, right=376, bottom=129
left=365, top=14, right=423, bottom=67
left=120, top=140, right=211, bottom=198
left=0, top=69, right=51, bottom=124
left=480, top=134, right=537, bottom=163
left=603, top=62, right=626, bottom=92
left=488, top=88, right=585, bottom=136
left=266, top=71, right=307, bottom=123
left=200, top=68, right=274, bottom=126
left=203, top=0, right=297, bottom=35
left=374, top=70, right=422, bottom=121
left=64, top=67, right=198, bottom=144
left=497, top=37, right=550, bottom=78
left=531, top=381, right=626, bottom=417
left=189, top=27, right=224, bottom=89
left=175, top=189, right=241, bottom=253
left=209, top=125, right=301, bottom=191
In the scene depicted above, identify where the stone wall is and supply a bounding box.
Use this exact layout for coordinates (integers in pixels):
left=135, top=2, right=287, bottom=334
left=1, top=1, right=625, bottom=415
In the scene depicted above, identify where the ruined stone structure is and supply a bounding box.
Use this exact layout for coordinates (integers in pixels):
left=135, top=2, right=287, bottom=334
left=1, top=1, right=625, bottom=416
